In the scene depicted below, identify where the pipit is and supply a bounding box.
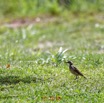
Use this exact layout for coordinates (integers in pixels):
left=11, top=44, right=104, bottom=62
left=66, top=61, right=86, bottom=79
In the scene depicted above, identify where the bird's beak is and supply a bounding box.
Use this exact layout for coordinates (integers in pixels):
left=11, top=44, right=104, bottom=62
left=65, top=61, right=68, bottom=63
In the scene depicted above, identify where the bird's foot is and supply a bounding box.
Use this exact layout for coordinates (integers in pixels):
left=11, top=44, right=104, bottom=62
left=75, top=76, right=78, bottom=80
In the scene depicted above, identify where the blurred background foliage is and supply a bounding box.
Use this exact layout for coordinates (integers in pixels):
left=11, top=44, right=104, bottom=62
left=0, top=0, right=104, bottom=19
left=0, top=0, right=104, bottom=66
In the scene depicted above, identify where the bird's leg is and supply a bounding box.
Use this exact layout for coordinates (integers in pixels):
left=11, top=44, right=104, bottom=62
left=75, top=76, right=78, bottom=80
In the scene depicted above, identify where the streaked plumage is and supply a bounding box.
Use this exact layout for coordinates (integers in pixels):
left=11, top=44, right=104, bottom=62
left=66, top=61, right=86, bottom=79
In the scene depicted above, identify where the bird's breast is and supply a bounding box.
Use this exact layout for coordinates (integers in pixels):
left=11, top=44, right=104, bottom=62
left=69, top=66, right=79, bottom=75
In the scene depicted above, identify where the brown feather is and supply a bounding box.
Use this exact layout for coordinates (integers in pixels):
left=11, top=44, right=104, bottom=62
left=70, top=65, right=86, bottom=79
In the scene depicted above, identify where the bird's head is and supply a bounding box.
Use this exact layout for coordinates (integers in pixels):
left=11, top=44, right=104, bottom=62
left=66, top=61, right=73, bottom=65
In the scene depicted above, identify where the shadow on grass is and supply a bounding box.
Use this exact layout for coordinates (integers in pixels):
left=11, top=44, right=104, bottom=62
left=0, top=95, right=18, bottom=99
left=0, top=75, right=44, bottom=84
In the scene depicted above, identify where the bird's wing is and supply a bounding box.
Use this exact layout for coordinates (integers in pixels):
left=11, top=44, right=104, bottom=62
left=72, top=65, right=84, bottom=76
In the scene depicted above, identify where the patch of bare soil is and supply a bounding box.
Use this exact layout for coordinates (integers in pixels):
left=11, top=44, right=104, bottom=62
left=3, top=16, right=57, bottom=28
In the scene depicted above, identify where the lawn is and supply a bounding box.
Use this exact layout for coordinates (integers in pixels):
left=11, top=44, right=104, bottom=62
left=0, top=1, right=104, bottom=103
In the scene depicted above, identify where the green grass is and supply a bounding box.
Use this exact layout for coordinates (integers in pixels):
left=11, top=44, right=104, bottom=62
left=0, top=13, right=104, bottom=102
left=0, top=1, right=104, bottom=103
left=0, top=0, right=104, bottom=20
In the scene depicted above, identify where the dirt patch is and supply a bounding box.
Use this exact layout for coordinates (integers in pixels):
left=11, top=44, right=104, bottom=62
left=3, top=16, right=57, bottom=28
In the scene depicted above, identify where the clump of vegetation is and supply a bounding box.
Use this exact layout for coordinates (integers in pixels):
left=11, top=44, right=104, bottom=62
left=52, top=47, right=68, bottom=66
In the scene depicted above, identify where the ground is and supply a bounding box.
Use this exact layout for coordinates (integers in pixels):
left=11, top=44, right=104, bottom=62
left=0, top=10, right=104, bottom=103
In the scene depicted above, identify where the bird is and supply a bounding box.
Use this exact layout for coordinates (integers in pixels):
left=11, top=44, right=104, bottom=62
left=66, top=61, right=86, bottom=79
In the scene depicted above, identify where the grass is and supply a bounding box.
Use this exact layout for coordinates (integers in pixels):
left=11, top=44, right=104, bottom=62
left=0, top=0, right=104, bottom=20
left=0, top=1, right=104, bottom=103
